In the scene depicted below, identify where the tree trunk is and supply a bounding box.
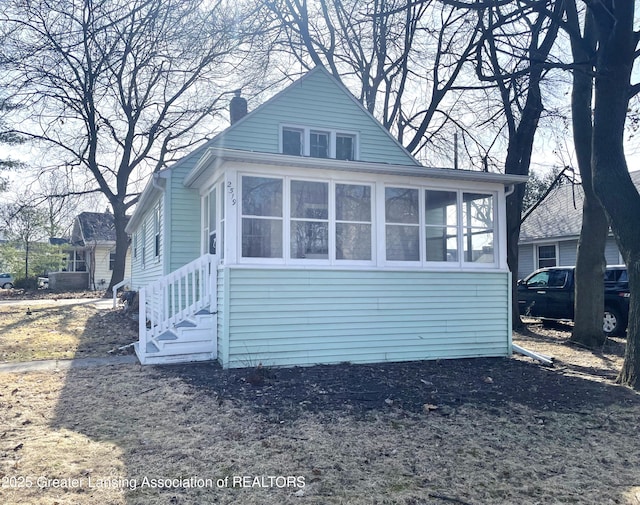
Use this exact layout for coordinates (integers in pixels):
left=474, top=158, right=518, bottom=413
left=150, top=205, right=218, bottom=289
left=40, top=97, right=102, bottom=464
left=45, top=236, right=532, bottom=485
left=106, top=200, right=130, bottom=296
left=589, top=1, right=640, bottom=388
left=569, top=6, right=609, bottom=348
left=572, top=199, right=608, bottom=347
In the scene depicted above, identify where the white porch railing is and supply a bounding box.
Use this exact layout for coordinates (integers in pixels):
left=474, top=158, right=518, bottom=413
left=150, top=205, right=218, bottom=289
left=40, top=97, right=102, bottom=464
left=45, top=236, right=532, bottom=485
left=138, top=254, right=217, bottom=353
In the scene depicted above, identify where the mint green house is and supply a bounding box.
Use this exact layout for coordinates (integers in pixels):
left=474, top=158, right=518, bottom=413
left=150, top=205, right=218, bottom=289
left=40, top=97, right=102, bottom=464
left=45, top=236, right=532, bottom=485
left=126, top=67, right=527, bottom=367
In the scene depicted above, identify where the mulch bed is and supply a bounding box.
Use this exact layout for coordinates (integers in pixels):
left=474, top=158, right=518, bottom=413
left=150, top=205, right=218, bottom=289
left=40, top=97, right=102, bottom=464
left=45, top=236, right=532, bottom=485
left=156, top=354, right=639, bottom=423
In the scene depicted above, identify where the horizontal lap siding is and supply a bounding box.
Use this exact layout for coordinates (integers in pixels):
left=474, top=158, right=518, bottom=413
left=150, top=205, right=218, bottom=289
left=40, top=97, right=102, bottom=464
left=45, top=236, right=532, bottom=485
left=214, top=70, right=417, bottom=166
left=169, top=155, right=203, bottom=272
left=216, top=268, right=226, bottom=363
left=225, top=269, right=510, bottom=368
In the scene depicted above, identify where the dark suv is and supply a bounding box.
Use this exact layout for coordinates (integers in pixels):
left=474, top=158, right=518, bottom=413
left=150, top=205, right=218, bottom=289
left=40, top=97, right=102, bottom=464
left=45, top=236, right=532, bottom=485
left=518, top=265, right=630, bottom=336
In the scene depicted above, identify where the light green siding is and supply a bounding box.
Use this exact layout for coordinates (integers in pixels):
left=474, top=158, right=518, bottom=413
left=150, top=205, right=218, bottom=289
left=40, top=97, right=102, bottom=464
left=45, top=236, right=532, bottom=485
left=210, top=69, right=417, bottom=166
left=167, top=153, right=204, bottom=273
left=216, top=267, right=227, bottom=364
left=223, top=268, right=511, bottom=368
left=130, top=196, right=164, bottom=289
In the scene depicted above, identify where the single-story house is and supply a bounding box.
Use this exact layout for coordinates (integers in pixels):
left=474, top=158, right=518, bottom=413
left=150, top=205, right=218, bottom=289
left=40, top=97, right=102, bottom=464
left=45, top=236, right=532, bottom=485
left=126, top=67, right=528, bottom=367
left=49, top=212, right=131, bottom=291
left=517, top=172, right=640, bottom=279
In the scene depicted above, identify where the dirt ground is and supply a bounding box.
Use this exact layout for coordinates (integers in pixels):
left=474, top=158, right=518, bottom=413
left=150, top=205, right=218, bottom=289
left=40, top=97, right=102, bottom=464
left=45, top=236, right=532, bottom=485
left=0, top=295, right=639, bottom=504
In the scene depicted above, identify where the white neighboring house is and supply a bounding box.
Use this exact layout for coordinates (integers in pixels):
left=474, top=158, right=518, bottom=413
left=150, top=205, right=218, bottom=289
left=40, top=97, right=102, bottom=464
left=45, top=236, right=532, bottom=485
left=53, top=212, right=131, bottom=290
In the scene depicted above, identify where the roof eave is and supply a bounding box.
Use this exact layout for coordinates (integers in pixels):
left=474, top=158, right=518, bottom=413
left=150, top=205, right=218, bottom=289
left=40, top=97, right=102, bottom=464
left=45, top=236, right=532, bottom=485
left=185, top=148, right=529, bottom=188
left=126, top=174, right=167, bottom=233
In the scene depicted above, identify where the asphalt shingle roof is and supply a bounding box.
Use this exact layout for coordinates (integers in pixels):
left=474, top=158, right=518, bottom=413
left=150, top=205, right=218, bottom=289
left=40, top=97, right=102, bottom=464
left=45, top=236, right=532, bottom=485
left=520, top=171, right=640, bottom=243
left=72, top=212, right=118, bottom=245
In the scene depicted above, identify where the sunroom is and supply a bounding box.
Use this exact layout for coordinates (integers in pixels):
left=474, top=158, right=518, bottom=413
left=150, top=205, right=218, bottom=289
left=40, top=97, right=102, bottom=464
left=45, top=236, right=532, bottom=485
left=177, top=148, right=525, bottom=369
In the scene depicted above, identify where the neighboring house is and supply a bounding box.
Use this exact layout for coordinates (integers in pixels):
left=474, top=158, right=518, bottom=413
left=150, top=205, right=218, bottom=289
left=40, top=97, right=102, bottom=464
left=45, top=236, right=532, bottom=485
left=126, top=67, right=527, bottom=367
left=52, top=212, right=131, bottom=290
left=517, top=172, right=640, bottom=279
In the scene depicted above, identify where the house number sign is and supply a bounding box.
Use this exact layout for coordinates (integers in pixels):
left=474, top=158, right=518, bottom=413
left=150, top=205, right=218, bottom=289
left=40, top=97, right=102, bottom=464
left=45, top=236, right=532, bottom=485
left=227, top=181, right=237, bottom=206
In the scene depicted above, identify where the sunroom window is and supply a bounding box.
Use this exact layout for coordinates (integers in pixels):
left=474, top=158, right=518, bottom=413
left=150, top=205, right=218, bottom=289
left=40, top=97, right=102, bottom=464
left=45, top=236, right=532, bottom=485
left=290, top=180, right=329, bottom=259
left=208, top=188, right=217, bottom=255
left=425, top=190, right=458, bottom=262
left=385, top=187, right=420, bottom=261
left=335, top=183, right=372, bottom=260
left=242, top=176, right=283, bottom=258
left=462, top=193, right=494, bottom=263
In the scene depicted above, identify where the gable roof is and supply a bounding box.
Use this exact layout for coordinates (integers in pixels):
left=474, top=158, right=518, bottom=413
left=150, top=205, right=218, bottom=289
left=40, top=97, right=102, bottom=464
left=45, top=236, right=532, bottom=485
left=520, top=171, right=640, bottom=243
left=205, top=66, right=420, bottom=166
left=72, top=212, right=121, bottom=245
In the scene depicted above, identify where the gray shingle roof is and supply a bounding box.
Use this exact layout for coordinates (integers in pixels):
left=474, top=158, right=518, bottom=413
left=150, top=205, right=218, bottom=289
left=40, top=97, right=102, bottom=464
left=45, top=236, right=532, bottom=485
left=72, top=212, right=119, bottom=245
left=520, top=170, right=640, bottom=243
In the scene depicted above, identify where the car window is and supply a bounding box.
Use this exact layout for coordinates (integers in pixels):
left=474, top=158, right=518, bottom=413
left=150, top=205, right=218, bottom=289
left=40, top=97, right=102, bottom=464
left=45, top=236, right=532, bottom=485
left=526, top=271, right=549, bottom=287
left=547, top=270, right=568, bottom=288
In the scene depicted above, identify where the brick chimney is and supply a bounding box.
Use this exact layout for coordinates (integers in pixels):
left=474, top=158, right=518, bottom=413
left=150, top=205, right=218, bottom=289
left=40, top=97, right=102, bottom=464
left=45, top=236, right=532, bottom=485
left=230, top=89, right=247, bottom=125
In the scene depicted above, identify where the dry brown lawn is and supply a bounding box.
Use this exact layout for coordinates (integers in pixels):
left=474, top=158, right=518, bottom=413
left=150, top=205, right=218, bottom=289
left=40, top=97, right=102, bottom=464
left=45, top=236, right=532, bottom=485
left=0, top=306, right=639, bottom=505
left=0, top=300, right=137, bottom=361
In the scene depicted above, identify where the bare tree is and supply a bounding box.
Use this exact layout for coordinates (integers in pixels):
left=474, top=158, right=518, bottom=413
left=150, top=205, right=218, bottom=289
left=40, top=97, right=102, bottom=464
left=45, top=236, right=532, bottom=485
left=472, top=0, right=563, bottom=327
left=261, top=0, right=486, bottom=163
left=0, top=0, right=260, bottom=293
left=583, top=1, right=640, bottom=388
left=561, top=0, right=610, bottom=348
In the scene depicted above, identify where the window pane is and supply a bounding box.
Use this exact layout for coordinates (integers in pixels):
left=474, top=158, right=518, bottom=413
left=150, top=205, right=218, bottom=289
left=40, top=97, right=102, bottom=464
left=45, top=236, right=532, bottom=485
left=209, top=231, right=216, bottom=255
left=310, top=131, right=329, bottom=158
left=209, top=188, right=216, bottom=232
left=291, top=180, right=328, bottom=219
left=426, top=226, right=458, bottom=262
left=336, top=184, right=371, bottom=222
left=242, top=218, right=283, bottom=258
left=283, top=128, right=302, bottom=155
left=425, top=190, right=457, bottom=226
left=386, top=225, right=420, bottom=261
left=291, top=221, right=329, bottom=259
left=386, top=187, right=419, bottom=224
left=463, top=193, right=493, bottom=228
left=463, top=229, right=494, bottom=263
left=242, top=176, right=283, bottom=217
left=336, top=135, right=354, bottom=160
left=538, top=245, right=556, bottom=267
left=336, top=223, right=371, bottom=260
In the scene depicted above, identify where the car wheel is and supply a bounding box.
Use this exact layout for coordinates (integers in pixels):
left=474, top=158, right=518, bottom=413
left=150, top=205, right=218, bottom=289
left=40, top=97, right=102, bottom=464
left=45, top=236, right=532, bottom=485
left=603, top=306, right=626, bottom=336
left=1, top=282, right=12, bottom=289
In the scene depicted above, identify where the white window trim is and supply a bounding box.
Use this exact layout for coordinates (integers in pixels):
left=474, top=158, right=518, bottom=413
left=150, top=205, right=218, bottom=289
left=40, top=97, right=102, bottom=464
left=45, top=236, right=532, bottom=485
left=238, top=172, right=375, bottom=267
left=382, top=185, right=498, bottom=269
left=223, top=165, right=505, bottom=272
left=280, top=123, right=360, bottom=161
left=153, top=204, right=161, bottom=261
left=535, top=242, right=559, bottom=269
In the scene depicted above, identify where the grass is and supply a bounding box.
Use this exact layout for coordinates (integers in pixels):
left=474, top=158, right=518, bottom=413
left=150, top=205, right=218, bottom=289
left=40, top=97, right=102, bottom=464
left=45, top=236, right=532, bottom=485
left=0, top=301, right=137, bottom=362
left=0, top=303, right=639, bottom=504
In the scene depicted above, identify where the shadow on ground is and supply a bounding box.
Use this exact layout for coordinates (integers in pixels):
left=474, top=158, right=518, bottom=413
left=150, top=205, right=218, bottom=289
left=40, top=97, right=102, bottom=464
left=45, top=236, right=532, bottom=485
left=45, top=311, right=640, bottom=505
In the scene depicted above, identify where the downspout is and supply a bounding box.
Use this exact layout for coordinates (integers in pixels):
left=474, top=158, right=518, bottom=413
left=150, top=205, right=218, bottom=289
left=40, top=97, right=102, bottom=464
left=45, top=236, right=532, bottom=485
left=504, top=184, right=516, bottom=198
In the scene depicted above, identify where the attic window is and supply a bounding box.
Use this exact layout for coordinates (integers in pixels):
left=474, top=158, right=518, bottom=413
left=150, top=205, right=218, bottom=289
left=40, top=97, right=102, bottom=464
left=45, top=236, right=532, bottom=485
left=281, top=126, right=359, bottom=160
left=310, top=131, right=329, bottom=158
left=282, top=128, right=303, bottom=156
left=336, top=134, right=355, bottom=160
